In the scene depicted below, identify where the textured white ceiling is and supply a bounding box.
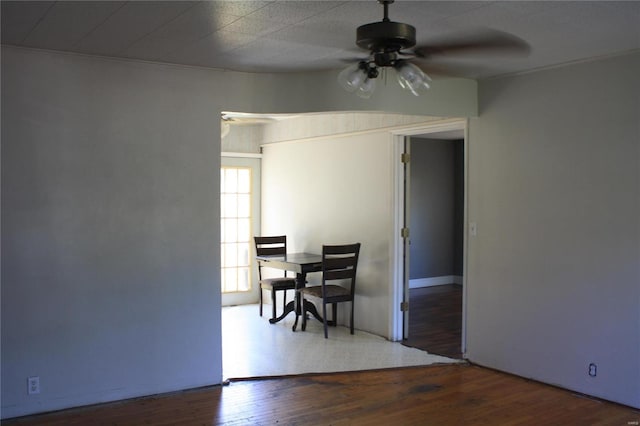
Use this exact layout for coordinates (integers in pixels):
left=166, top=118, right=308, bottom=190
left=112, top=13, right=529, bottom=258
left=2, top=1, right=639, bottom=79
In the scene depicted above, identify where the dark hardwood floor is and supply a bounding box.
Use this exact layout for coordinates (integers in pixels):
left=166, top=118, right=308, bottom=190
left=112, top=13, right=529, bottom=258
left=7, top=285, right=639, bottom=424
left=402, top=284, right=463, bottom=359
left=6, top=364, right=638, bottom=425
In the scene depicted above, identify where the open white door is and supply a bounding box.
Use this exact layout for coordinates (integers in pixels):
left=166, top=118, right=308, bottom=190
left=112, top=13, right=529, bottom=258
left=401, top=137, right=411, bottom=339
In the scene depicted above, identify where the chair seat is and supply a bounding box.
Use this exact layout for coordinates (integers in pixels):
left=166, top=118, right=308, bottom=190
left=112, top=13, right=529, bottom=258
left=260, top=277, right=296, bottom=290
left=301, top=284, right=350, bottom=299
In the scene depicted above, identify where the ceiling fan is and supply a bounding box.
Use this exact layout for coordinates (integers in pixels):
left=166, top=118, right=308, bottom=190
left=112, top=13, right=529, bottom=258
left=220, top=112, right=301, bottom=138
left=220, top=113, right=275, bottom=138
left=339, top=0, right=530, bottom=98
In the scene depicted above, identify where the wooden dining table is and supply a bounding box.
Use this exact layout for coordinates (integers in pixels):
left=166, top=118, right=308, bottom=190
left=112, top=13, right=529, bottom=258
left=255, top=252, right=325, bottom=331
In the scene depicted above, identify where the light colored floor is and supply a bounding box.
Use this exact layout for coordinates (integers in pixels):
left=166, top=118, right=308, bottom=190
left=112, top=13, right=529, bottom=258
left=222, top=303, right=458, bottom=379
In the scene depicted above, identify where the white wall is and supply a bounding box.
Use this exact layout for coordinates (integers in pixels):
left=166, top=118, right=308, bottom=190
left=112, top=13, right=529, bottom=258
left=223, top=113, right=445, bottom=155
left=1, top=47, right=476, bottom=418
left=261, top=133, right=394, bottom=337
left=466, top=52, right=640, bottom=408
left=261, top=113, right=447, bottom=145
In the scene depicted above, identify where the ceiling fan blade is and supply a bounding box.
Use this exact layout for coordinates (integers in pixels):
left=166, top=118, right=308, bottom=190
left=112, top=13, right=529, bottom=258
left=340, top=57, right=368, bottom=63
left=414, top=62, right=485, bottom=78
left=412, top=29, right=530, bottom=59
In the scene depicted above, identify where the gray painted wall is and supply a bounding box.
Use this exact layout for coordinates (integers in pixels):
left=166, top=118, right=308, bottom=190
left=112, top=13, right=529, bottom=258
left=1, top=48, right=223, bottom=418
left=1, top=47, right=476, bottom=418
left=467, top=52, right=639, bottom=408
left=409, top=138, right=464, bottom=280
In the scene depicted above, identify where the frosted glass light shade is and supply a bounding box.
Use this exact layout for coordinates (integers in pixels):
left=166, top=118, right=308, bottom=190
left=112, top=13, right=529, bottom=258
left=396, top=62, right=431, bottom=96
left=356, top=78, right=376, bottom=99
left=338, top=63, right=367, bottom=93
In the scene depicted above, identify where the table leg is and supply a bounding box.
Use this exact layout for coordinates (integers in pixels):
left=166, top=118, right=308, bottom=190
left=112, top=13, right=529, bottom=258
left=292, top=273, right=306, bottom=331
left=303, top=300, right=325, bottom=323
left=269, top=300, right=295, bottom=324
left=293, top=273, right=330, bottom=331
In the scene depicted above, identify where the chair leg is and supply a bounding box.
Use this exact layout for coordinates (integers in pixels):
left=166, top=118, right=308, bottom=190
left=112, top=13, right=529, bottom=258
left=301, top=295, right=307, bottom=331
left=322, top=301, right=328, bottom=338
left=283, top=290, right=287, bottom=312
left=259, top=286, right=263, bottom=317
left=332, top=303, right=337, bottom=327
left=350, top=301, right=354, bottom=335
left=271, top=288, right=277, bottom=320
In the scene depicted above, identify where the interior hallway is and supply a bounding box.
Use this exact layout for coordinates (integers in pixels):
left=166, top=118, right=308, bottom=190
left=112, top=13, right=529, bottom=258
left=402, top=284, right=463, bottom=359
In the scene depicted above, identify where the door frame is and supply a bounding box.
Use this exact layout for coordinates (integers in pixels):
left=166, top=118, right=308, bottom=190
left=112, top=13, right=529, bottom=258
left=221, top=152, right=262, bottom=307
left=389, top=118, right=469, bottom=358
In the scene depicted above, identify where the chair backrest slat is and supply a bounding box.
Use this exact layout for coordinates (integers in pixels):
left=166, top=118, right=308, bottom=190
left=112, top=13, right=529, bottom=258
left=256, top=245, right=286, bottom=256
left=256, top=235, right=287, bottom=245
left=324, top=269, right=354, bottom=281
left=324, top=256, right=356, bottom=270
left=254, top=235, right=287, bottom=256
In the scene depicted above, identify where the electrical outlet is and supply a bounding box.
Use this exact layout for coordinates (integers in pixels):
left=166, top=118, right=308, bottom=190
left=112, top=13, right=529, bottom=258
left=28, top=376, right=40, bottom=395
left=588, top=363, right=597, bottom=377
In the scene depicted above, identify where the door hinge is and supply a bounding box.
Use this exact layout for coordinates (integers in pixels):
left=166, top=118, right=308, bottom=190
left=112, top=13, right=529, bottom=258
left=401, top=301, right=409, bottom=312
left=401, top=153, right=410, bottom=163
left=401, top=227, right=410, bottom=238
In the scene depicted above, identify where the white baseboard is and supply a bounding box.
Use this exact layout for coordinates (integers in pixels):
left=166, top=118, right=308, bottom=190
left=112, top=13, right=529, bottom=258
left=410, top=275, right=463, bottom=289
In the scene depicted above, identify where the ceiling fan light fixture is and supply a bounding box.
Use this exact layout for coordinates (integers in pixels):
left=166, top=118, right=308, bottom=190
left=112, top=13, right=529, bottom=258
left=339, top=0, right=432, bottom=98
left=338, top=62, right=368, bottom=93
left=395, top=61, right=431, bottom=96
left=356, top=77, right=376, bottom=99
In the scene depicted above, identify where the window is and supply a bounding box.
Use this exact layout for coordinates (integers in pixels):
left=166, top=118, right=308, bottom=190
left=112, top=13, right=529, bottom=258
left=221, top=167, right=252, bottom=293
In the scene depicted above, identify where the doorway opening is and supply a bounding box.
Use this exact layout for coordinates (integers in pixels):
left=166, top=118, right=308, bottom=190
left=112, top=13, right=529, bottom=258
left=402, top=135, right=464, bottom=359
left=391, top=119, right=468, bottom=360
left=221, top=113, right=467, bottom=381
left=221, top=154, right=262, bottom=307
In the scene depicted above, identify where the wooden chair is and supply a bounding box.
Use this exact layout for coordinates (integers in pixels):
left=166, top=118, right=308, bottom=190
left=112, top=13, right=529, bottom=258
left=301, top=243, right=361, bottom=338
left=254, top=236, right=297, bottom=320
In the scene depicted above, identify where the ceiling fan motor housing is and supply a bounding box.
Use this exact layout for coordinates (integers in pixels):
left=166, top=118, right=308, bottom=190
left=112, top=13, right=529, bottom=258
left=356, top=21, right=416, bottom=53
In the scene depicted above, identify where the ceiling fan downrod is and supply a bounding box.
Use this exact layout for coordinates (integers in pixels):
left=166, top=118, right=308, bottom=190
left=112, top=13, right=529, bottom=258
left=382, top=0, right=392, bottom=22
left=356, top=0, right=416, bottom=55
